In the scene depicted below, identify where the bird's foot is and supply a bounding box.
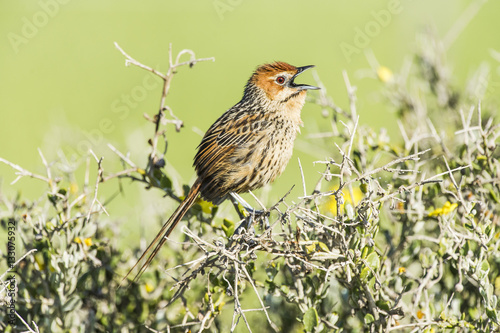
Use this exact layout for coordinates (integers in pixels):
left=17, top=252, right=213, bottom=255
left=234, top=208, right=270, bottom=235
left=230, top=192, right=270, bottom=235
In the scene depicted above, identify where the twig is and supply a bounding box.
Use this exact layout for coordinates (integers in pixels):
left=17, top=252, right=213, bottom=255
left=0, top=157, right=50, bottom=185
left=241, top=265, right=279, bottom=332
left=16, top=312, right=40, bottom=333
left=298, top=157, right=307, bottom=198
left=85, top=152, right=109, bottom=227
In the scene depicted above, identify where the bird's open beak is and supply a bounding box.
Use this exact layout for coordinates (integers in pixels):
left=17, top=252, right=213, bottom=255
left=290, top=65, right=320, bottom=90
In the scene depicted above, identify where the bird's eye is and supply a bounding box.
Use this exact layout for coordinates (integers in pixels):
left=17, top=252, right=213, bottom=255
left=275, top=76, right=286, bottom=85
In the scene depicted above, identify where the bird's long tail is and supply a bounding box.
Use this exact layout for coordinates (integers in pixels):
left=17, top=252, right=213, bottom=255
left=122, top=178, right=202, bottom=286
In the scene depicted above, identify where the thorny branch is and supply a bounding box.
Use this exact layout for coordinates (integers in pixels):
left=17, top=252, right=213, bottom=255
left=111, top=42, right=214, bottom=195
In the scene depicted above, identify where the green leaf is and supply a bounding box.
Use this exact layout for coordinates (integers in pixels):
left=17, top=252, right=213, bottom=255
left=50, top=318, right=64, bottom=333
left=364, top=313, right=375, bottom=324
left=159, top=174, right=172, bottom=189
left=360, top=267, right=371, bottom=282
left=403, top=282, right=414, bottom=293
left=303, top=307, right=319, bottom=332
left=305, top=243, right=316, bottom=254
left=280, top=285, right=290, bottom=295
left=361, top=246, right=370, bottom=259
left=486, top=307, right=498, bottom=322
left=221, top=219, right=235, bottom=237
left=366, top=252, right=380, bottom=271
left=489, top=189, right=500, bottom=203
left=318, top=242, right=329, bottom=252
left=376, top=300, right=391, bottom=312
left=61, top=295, right=82, bottom=312
left=81, top=223, right=97, bottom=239
left=468, top=307, right=480, bottom=320
left=198, top=199, right=214, bottom=214
left=330, top=312, right=339, bottom=325
left=480, top=259, right=490, bottom=273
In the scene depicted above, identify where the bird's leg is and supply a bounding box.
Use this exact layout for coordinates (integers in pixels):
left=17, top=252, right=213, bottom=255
left=230, top=192, right=270, bottom=234
left=230, top=196, right=253, bottom=235
left=229, top=194, right=247, bottom=220
left=230, top=192, right=255, bottom=234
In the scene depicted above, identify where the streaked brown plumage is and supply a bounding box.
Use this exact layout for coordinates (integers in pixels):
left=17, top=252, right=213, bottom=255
left=125, top=61, right=319, bottom=283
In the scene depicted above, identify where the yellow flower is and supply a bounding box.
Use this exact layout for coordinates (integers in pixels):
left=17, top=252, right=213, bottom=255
left=75, top=237, right=92, bottom=246
left=398, top=267, right=406, bottom=274
left=377, top=66, right=393, bottom=83
left=428, top=201, right=458, bottom=217
left=416, top=310, right=425, bottom=319
left=84, top=238, right=93, bottom=246
left=322, top=187, right=363, bottom=215
left=145, top=282, right=154, bottom=293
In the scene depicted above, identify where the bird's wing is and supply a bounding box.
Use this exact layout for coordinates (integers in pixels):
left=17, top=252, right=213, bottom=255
left=194, top=111, right=270, bottom=181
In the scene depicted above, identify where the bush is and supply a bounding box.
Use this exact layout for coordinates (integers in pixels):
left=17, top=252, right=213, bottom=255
left=1, top=33, right=499, bottom=332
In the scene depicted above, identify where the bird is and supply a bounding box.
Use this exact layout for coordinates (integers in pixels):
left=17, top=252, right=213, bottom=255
left=125, top=61, right=319, bottom=283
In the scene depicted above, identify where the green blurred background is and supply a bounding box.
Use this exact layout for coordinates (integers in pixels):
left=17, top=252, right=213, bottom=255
left=1, top=0, right=499, bottom=242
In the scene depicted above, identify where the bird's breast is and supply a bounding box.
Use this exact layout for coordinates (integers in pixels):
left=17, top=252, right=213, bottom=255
left=227, top=115, right=298, bottom=192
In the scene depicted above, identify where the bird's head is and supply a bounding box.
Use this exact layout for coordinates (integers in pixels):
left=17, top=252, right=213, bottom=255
left=245, top=62, right=320, bottom=104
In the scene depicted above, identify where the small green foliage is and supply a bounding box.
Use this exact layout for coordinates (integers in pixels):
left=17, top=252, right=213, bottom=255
left=303, top=307, right=319, bottom=332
